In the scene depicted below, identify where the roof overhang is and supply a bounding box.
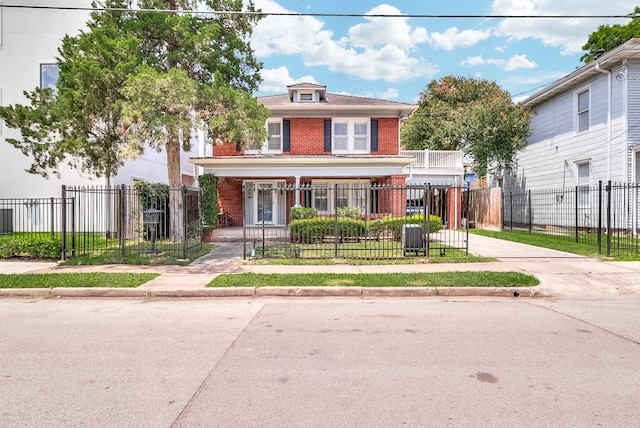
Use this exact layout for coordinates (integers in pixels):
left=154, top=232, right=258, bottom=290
left=522, top=39, right=640, bottom=108
left=264, top=104, right=416, bottom=118
left=189, top=156, right=414, bottom=178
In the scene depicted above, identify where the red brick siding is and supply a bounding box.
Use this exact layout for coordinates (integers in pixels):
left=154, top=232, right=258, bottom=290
left=289, top=118, right=327, bottom=155
left=446, top=186, right=463, bottom=229
left=217, top=179, right=244, bottom=226
left=372, top=118, right=399, bottom=155
left=213, top=142, right=242, bottom=156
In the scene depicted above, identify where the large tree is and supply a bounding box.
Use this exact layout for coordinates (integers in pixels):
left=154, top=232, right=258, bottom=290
left=581, top=7, right=640, bottom=63
left=0, top=0, right=269, bottom=241
left=400, top=76, right=530, bottom=178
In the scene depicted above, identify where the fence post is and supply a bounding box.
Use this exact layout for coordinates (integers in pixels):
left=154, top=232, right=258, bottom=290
left=182, top=186, right=188, bottom=259
left=425, top=185, right=430, bottom=257
left=606, top=181, right=612, bottom=257
left=597, top=181, right=602, bottom=255
left=61, top=186, right=67, bottom=261
left=70, top=193, right=76, bottom=258
left=120, top=184, right=126, bottom=259
left=465, top=185, right=470, bottom=255
left=528, top=190, right=532, bottom=234
left=242, top=183, right=247, bottom=260
left=575, top=186, right=579, bottom=243
left=50, top=197, right=55, bottom=238
left=334, top=183, right=338, bottom=258
left=510, top=192, right=513, bottom=231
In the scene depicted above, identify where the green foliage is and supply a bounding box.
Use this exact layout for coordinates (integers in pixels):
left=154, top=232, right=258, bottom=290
left=400, top=75, right=530, bottom=177
left=581, top=7, right=640, bottom=63
left=369, top=214, right=443, bottom=241
left=289, top=218, right=335, bottom=243
left=336, top=217, right=367, bottom=240
left=290, top=207, right=318, bottom=220
left=199, top=174, right=218, bottom=230
left=337, top=206, right=361, bottom=219
left=0, top=235, right=61, bottom=259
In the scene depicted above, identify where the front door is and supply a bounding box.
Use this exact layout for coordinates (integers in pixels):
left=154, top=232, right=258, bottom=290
left=256, top=183, right=274, bottom=224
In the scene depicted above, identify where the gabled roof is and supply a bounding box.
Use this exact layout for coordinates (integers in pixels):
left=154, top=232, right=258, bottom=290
left=522, top=38, right=640, bottom=108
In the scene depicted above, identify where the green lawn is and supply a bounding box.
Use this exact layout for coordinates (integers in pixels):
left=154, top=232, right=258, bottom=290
left=207, top=271, right=539, bottom=288
left=0, top=272, right=159, bottom=288
left=469, top=229, right=625, bottom=258
left=61, top=243, right=216, bottom=265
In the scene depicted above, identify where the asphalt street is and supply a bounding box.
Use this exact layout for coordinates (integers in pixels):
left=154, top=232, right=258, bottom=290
left=1, top=297, right=639, bottom=427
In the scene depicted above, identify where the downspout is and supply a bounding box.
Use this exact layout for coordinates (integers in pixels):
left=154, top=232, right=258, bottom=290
left=595, top=62, right=612, bottom=181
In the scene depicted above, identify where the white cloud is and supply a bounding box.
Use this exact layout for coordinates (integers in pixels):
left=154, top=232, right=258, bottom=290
left=428, top=27, right=492, bottom=51
left=348, top=4, right=428, bottom=49
left=460, top=54, right=538, bottom=71
left=379, top=88, right=399, bottom=99
left=259, top=66, right=317, bottom=93
left=491, top=0, right=638, bottom=55
left=251, top=0, right=437, bottom=82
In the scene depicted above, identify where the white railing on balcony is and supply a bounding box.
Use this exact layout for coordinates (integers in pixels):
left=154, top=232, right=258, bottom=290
left=399, top=150, right=463, bottom=169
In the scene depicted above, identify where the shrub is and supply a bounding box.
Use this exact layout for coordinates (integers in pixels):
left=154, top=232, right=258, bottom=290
left=337, top=206, right=361, bottom=219
left=336, top=217, right=367, bottom=241
left=290, top=207, right=317, bottom=220
left=368, top=214, right=443, bottom=241
left=289, top=216, right=367, bottom=243
left=289, top=217, right=334, bottom=243
left=0, top=235, right=61, bottom=259
left=199, top=174, right=218, bottom=231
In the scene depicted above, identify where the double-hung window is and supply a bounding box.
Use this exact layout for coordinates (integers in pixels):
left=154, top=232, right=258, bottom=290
left=576, top=89, right=589, bottom=133
left=332, top=120, right=370, bottom=154
left=577, top=163, right=590, bottom=206
left=247, top=120, right=282, bottom=153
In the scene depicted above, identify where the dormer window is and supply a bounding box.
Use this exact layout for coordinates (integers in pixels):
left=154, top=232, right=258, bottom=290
left=299, top=92, right=314, bottom=102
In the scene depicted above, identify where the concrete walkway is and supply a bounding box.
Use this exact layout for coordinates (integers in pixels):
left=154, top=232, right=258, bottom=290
left=1, top=234, right=640, bottom=299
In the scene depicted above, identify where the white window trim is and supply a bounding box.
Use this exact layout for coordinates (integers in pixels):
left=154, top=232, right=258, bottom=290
left=332, top=118, right=370, bottom=154
left=576, top=162, right=590, bottom=207
left=297, top=91, right=315, bottom=102
left=574, top=86, right=590, bottom=134
left=246, top=120, right=283, bottom=154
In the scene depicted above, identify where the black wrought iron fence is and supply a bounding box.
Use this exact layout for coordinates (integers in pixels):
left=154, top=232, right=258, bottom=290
left=242, top=183, right=468, bottom=260
left=61, top=185, right=202, bottom=260
left=502, top=181, right=640, bottom=257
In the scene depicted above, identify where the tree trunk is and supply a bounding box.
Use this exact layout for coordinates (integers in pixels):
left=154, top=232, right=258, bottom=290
left=166, top=135, right=184, bottom=242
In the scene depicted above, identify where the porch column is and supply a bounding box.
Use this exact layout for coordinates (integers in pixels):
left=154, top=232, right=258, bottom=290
left=294, top=176, right=301, bottom=207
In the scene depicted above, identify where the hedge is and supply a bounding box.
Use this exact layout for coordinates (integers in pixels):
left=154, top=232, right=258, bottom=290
left=0, top=235, right=62, bottom=259
left=368, top=214, right=443, bottom=240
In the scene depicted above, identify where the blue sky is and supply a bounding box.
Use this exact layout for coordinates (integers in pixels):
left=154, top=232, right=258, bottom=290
left=250, top=0, right=638, bottom=102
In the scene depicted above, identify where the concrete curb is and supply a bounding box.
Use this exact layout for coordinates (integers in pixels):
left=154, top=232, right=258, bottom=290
left=0, top=286, right=546, bottom=299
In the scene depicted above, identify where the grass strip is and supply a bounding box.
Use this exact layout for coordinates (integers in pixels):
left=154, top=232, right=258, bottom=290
left=0, top=273, right=159, bottom=288
left=469, top=229, right=600, bottom=257
left=207, top=272, right=539, bottom=288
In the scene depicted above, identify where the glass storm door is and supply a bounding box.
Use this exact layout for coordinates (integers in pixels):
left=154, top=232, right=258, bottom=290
left=256, top=183, right=274, bottom=223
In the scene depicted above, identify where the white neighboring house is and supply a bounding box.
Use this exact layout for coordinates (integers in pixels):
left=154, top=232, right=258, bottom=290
left=0, top=0, right=198, bottom=199
left=504, top=38, right=640, bottom=193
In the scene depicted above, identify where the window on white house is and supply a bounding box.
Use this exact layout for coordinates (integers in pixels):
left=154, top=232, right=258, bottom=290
left=577, top=163, right=590, bottom=205
left=40, top=64, right=59, bottom=90
left=333, top=120, right=370, bottom=154
left=577, top=89, right=589, bottom=133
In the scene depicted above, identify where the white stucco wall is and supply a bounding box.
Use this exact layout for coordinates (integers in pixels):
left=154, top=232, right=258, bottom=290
left=0, top=1, right=199, bottom=198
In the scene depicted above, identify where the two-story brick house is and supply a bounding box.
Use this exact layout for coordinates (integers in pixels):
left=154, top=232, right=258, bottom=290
left=190, top=83, right=417, bottom=227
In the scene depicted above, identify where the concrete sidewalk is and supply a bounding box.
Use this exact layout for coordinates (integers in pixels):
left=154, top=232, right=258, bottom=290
left=2, top=235, right=640, bottom=299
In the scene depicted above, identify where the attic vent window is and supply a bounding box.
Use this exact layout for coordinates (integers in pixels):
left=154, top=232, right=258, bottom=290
left=299, top=92, right=314, bottom=102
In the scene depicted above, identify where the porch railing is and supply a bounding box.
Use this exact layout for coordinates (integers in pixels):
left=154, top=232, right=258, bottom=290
left=399, top=150, right=464, bottom=169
